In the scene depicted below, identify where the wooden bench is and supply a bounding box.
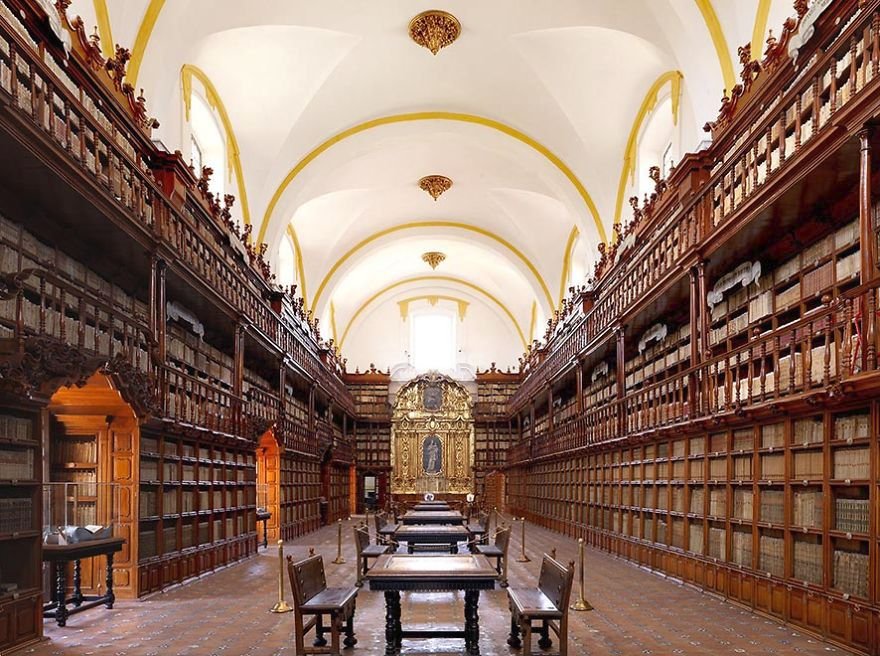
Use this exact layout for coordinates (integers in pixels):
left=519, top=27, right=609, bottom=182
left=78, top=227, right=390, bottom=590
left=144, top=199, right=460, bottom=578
left=507, top=554, right=574, bottom=656
left=287, top=553, right=358, bottom=655
left=473, top=524, right=511, bottom=587
left=353, top=523, right=391, bottom=587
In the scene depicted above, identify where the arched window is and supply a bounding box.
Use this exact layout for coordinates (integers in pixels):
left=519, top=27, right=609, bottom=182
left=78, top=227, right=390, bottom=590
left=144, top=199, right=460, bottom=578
left=188, top=92, right=226, bottom=198
left=276, top=234, right=296, bottom=288
left=411, top=311, right=456, bottom=372
left=636, top=96, right=677, bottom=198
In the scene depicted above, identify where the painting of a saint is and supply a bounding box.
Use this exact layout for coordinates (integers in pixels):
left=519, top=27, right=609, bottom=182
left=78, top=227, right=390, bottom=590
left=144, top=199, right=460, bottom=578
left=422, top=435, right=442, bottom=474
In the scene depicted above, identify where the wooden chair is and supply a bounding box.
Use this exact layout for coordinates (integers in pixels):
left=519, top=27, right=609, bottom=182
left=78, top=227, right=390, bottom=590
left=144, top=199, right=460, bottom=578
left=466, top=510, right=489, bottom=545
left=353, top=522, right=390, bottom=587
left=507, top=554, right=575, bottom=656
left=473, top=524, right=511, bottom=587
left=287, top=553, right=358, bottom=655
left=371, top=510, right=398, bottom=548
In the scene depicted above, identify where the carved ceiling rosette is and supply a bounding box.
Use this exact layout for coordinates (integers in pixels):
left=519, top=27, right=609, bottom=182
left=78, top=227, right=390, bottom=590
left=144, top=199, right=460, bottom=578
left=408, top=11, right=461, bottom=55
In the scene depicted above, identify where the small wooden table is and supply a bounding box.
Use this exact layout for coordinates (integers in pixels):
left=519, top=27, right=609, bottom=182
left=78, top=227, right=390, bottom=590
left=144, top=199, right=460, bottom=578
left=256, top=509, right=271, bottom=548
left=42, top=537, right=125, bottom=627
left=400, top=510, right=464, bottom=525
left=365, top=554, right=499, bottom=656
left=393, top=525, right=470, bottom=553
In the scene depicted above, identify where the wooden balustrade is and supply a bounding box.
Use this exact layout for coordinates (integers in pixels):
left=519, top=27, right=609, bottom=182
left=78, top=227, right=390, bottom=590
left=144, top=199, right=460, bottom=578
left=509, top=2, right=880, bottom=421
left=507, top=282, right=880, bottom=464
left=0, top=8, right=355, bottom=415
left=159, top=365, right=244, bottom=437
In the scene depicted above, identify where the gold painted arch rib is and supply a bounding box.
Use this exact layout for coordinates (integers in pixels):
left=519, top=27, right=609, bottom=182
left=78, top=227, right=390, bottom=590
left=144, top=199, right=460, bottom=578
left=127, top=0, right=165, bottom=87
left=613, top=70, right=683, bottom=229
left=310, top=221, right=554, bottom=314
left=339, top=275, right=527, bottom=349
left=181, top=64, right=252, bottom=226
left=693, top=0, right=736, bottom=93
left=258, top=112, right=607, bottom=246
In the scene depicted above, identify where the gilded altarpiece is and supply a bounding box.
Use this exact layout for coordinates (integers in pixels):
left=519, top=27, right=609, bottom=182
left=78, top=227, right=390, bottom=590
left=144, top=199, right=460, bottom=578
left=390, top=374, right=474, bottom=494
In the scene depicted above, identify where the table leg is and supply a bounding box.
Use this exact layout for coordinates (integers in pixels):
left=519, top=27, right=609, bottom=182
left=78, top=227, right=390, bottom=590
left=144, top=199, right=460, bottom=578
left=465, top=590, right=480, bottom=655
left=384, top=590, right=401, bottom=656
left=261, top=519, right=268, bottom=549
left=105, top=551, right=115, bottom=609
left=507, top=610, right=522, bottom=648
left=54, top=563, right=68, bottom=627
left=72, top=559, right=83, bottom=607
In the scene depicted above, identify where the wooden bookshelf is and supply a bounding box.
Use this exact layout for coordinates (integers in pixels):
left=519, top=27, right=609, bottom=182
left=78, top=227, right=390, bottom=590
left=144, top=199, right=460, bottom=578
left=0, top=405, right=42, bottom=653
left=137, top=432, right=257, bottom=596
left=507, top=402, right=879, bottom=654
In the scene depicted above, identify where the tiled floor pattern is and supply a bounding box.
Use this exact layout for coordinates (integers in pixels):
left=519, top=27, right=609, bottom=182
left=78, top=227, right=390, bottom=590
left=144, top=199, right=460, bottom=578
left=24, top=516, right=856, bottom=656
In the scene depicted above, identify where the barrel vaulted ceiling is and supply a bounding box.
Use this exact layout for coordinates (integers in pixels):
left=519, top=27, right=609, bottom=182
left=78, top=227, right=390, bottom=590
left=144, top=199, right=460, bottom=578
left=70, top=0, right=795, bottom=370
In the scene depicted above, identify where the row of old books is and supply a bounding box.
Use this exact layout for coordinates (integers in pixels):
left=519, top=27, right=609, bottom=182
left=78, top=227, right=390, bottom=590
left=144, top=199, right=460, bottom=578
left=793, top=489, right=824, bottom=527
left=832, top=550, right=869, bottom=598
left=793, top=538, right=823, bottom=584
left=732, top=529, right=753, bottom=566
left=760, top=534, right=785, bottom=577
left=0, top=498, right=31, bottom=532
left=54, top=470, right=96, bottom=497
left=0, top=415, right=31, bottom=442
left=833, top=448, right=870, bottom=480
left=733, top=489, right=753, bottom=519
left=0, top=447, right=33, bottom=480
left=833, top=412, right=870, bottom=440
left=52, top=438, right=96, bottom=464
left=835, top=498, right=869, bottom=533
left=760, top=490, right=784, bottom=524
left=793, top=451, right=824, bottom=479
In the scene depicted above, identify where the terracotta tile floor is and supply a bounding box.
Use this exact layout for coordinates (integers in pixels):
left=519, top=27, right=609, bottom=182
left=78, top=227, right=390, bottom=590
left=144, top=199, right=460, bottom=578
left=25, top=516, right=856, bottom=656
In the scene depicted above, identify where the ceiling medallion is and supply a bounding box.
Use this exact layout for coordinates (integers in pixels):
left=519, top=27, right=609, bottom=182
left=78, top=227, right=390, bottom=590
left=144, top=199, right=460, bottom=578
left=418, top=175, right=453, bottom=201
left=408, top=10, right=461, bottom=56
left=422, top=251, right=446, bottom=270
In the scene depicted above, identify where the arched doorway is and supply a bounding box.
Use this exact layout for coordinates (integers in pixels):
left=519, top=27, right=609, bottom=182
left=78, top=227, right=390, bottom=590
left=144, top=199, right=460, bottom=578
left=255, top=429, right=280, bottom=542
left=46, top=372, right=140, bottom=599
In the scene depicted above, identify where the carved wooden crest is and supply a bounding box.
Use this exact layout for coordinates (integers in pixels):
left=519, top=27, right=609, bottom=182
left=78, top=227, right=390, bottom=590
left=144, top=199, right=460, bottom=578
left=0, top=335, right=104, bottom=398
left=101, top=353, right=160, bottom=419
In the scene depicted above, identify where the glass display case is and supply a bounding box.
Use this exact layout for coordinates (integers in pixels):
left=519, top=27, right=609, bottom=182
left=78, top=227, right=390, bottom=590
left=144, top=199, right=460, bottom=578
left=256, top=483, right=269, bottom=513
left=42, top=482, right=120, bottom=544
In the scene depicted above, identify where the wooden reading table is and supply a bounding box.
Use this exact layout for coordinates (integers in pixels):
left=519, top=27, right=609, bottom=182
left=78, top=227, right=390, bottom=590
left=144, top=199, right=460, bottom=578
left=393, top=525, right=470, bottom=553
left=42, top=537, right=125, bottom=627
left=412, top=502, right=451, bottom=511
left=400, top=510, right=464, bottom=525
left=365, top=553, right=498, bottom=656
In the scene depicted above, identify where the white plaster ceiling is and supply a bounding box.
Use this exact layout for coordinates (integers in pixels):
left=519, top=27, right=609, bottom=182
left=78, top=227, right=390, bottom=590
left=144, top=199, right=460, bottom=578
left=72, top=0, right=798, bottom=369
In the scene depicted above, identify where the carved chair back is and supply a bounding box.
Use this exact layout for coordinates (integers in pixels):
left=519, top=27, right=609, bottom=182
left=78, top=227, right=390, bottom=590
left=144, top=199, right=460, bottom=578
left=495, top=525, right=511, bottom=554
left=287, top=553, right=327, bottom=609
left=354, top=523, right=370, bottom=556
left=537, top=554, right=574, bottom=612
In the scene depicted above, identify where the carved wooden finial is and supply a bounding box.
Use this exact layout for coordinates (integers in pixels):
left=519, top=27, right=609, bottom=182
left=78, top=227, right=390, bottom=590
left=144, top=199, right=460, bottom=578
left=794, top=0, right=809, bottom=19
left=308, top=547, right=315, bottom=556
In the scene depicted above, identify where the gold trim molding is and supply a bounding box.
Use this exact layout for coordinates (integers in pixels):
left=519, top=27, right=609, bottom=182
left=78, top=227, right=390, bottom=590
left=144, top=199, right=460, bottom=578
left=311, top=221, right=554, bottom=314
left=419, top=175, right=453, bottom=201
left=399, top=296, right=469, bottom=321
left=339, top=275, right=526, bottom=349
left=408, top=10, right=461, bottom=55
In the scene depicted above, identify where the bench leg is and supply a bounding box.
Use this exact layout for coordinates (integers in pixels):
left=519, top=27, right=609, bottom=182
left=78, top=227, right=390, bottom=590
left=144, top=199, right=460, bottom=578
left=520, top=618, right=532, bottom=656
left=343, top=600, right=357, bottom=649
left=507, top=611, right=522, bottom=648
left=314, top=613, right=328, bottom=647
left=538, top=620, right=552, bottom=650
left=330, top=610, right=341, bottom=655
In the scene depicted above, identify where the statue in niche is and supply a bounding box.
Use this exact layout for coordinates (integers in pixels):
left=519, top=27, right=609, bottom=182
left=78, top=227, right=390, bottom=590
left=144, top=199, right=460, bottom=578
left=423, top=435, right=442, bottom=474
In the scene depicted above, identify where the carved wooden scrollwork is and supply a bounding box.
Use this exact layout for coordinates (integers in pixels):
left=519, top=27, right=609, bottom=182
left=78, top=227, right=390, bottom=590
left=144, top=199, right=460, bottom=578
left=100, top=353, right=160, bottom=418
left=0, top=335, right=104, bottom=398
